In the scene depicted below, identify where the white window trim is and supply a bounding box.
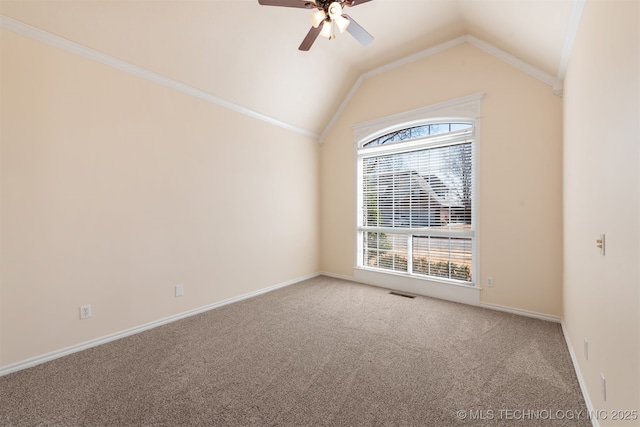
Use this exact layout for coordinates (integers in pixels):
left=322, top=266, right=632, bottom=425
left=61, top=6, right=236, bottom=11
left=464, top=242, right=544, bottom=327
left=352, top=93, right=484, bottom=306
left=353, top=93, right=485, bottom=146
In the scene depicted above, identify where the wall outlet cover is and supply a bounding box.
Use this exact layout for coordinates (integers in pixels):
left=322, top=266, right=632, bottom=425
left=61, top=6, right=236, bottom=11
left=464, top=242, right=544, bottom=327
left=80, top=304, right=92, bottom=320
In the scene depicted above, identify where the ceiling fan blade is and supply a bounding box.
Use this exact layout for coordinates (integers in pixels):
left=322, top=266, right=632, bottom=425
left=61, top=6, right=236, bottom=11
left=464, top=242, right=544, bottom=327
left=299, top=24, right=323, bottom=51
left=344, top=0, right=373, bottom=6
left=343, top=14, right=374, bottom=46
left=258, top=0, right=315, bottom=8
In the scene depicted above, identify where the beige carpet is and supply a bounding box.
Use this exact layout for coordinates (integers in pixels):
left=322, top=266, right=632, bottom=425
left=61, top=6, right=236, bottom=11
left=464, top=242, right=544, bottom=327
left=0, top=276, right=590, bottom=426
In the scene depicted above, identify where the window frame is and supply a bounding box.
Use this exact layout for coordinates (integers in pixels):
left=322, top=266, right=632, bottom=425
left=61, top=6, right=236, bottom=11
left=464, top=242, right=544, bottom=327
left=352, top=93, right=484, bottom=297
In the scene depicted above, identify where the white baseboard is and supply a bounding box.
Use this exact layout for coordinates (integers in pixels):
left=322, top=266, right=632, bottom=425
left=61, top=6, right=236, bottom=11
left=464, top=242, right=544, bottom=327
left=323, top=270, right=595, bottom=425
left=479, top=302, right=562, bottom=323
left=0, top=270, right=597, bottom=427
left=481, top=304, right=596, bottom=426
left=0, top=272, right=320, bottom=377
left=319, top=271, right=355, bottom=282
left=561, top=320, right=599, bottom=427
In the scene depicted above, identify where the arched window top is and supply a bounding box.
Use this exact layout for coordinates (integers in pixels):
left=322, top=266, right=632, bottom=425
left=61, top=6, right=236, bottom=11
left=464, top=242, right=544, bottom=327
left=363, top=123, right=472, bottom=148
left=352, top=92, right=484, bottom=147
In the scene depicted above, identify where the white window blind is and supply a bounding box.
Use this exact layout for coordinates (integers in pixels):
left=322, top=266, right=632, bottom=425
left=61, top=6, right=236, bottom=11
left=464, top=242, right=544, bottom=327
left=358, top=124, right=475, bottom=284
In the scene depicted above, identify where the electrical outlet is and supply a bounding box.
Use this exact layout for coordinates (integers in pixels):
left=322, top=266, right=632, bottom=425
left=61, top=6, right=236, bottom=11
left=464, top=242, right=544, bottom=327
left=584, top=338, right=588, bottom=360
left=487, top=277, right=494, bottom=287
left=600, top=373, right=606, bottom=401
left=596, top=234, right=605, bottom=255
left=175, top=284, right=184, bottom=297
left=80, top=304, right=92, bottom=320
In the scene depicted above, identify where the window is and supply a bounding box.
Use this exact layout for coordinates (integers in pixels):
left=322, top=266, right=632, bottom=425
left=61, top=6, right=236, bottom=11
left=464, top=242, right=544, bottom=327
left=357, top=122, right=475, bottom=284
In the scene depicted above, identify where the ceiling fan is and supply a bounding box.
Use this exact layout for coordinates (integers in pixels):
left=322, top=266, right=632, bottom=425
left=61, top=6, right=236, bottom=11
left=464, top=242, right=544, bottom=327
left=258, top=0, right=374, bottom=51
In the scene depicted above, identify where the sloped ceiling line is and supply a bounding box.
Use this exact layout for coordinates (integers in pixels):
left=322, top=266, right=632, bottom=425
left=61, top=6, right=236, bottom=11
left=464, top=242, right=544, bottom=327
left=557, top=0, right=586, bottom=82
left=319, top=34, right=561, bottom=143
left=2, top=13, right=578, bottom=145
left=0, top=15, right=320, bottom=140
left=317, top=36, right=470, bottom=143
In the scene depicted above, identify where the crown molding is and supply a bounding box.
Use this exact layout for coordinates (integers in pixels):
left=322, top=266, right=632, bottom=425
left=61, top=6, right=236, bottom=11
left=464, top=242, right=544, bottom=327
left=320, top=34, right=562, bottom=143
left=555, top=0, right=586, bottom=93
left=464, top=35, right=559, bottom=89
left=362, top=35, right=469, bottom=81
left=0, top=15, right=320, bottom=140
left=2, top=12, right=574, bottom=144
left=319, top=36, right=469, bottom=143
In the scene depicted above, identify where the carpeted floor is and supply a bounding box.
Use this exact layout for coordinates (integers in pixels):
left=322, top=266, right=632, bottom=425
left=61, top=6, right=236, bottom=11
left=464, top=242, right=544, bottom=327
left=0, top=276, right=590, bottom=426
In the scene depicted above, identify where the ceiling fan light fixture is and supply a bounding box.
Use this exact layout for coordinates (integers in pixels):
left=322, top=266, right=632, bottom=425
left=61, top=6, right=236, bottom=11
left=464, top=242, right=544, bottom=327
left=319, top=20, right=336, bottom=39
left=257, top=0, right=374, bottom=51
left=327, top=2, right=342, bottom=19
left=334, top=14, right=350, bottom=33
left=309, top=9, right=326, bottom=28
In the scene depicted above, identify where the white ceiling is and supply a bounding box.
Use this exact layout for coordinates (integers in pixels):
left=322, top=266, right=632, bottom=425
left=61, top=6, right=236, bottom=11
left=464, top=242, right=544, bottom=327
left=0, top=0, right=580, bottom=137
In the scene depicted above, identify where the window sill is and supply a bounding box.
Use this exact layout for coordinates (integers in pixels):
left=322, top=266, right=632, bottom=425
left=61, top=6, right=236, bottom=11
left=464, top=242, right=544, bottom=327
left=354, top=267, right=481, bottom=306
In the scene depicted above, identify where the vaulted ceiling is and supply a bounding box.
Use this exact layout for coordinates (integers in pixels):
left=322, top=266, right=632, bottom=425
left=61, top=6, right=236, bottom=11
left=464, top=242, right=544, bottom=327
left=0, top=0, right=581, bottom=138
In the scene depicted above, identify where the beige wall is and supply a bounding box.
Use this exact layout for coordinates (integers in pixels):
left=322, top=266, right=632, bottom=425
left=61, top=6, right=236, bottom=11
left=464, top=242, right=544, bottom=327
left=563, top=0, right=640, bottom=421
left=320, top=42, right=564, bottom=317
left=0, top=29, right=320, bottom=367
left=4, top=8, right=638, bottom=418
